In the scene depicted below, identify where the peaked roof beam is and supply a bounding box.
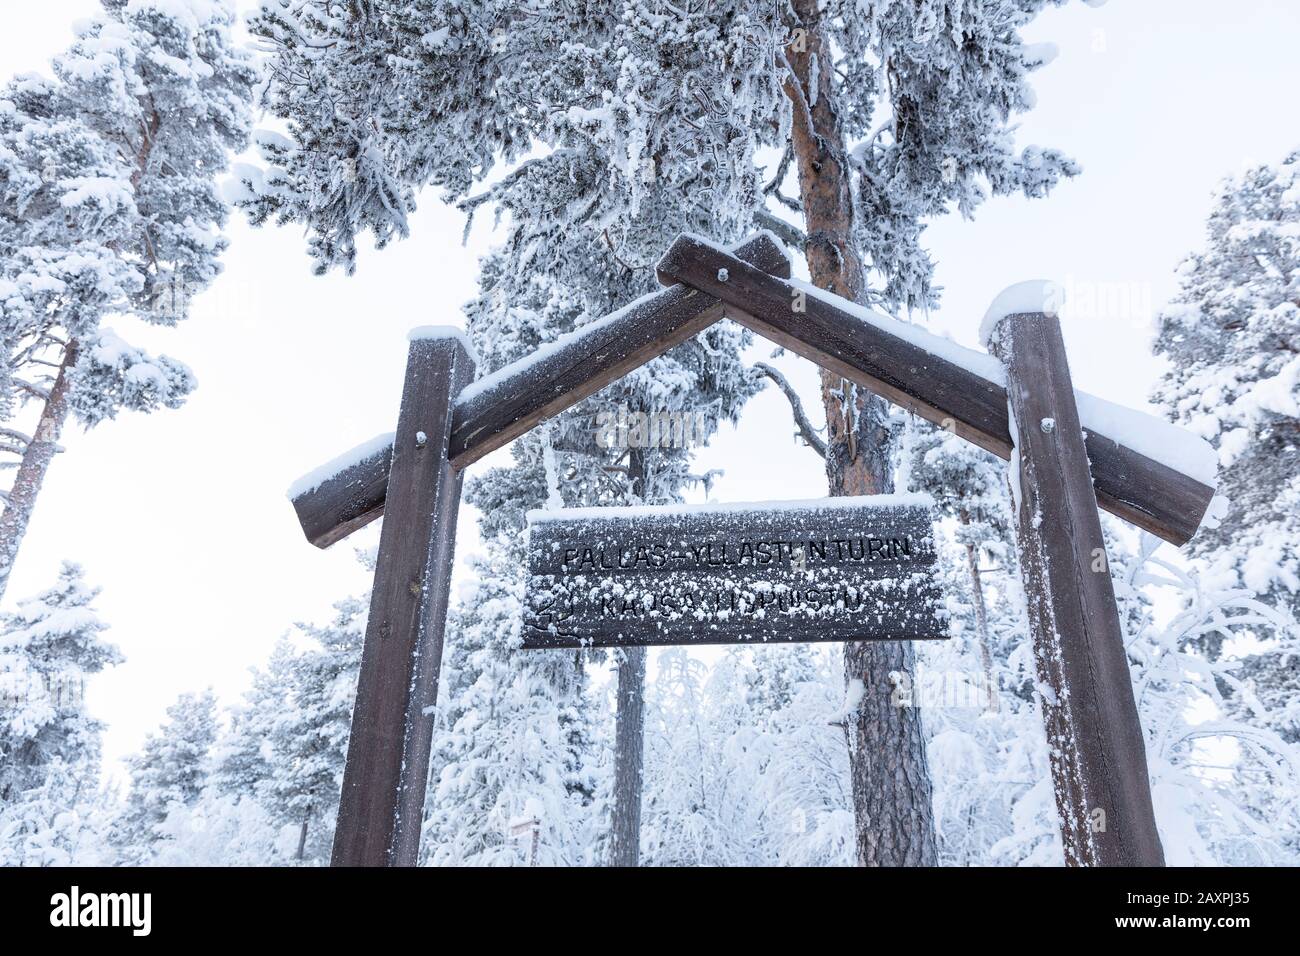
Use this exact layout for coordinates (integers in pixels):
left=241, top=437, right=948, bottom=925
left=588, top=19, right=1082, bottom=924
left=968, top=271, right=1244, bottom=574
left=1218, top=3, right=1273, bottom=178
left=291, top=234, right=790, bottom=548
left=654, top=233, right=1216, bottom=546
left=291, top=230, right=1216, bottom=550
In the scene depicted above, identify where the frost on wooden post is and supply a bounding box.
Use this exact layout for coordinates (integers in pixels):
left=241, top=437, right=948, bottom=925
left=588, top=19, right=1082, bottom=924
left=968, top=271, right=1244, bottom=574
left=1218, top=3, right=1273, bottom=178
left=406, top=324, right=480, bottom=365
left=1028, top=563, right=1098, bottom=866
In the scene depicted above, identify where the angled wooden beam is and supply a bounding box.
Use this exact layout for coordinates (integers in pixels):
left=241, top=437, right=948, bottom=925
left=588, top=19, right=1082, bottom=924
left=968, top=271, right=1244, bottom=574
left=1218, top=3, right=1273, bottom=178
left=654, top=234, right=1215, bottom=547
left=449, top=229, right=788, bottom=468
left=290, top=234, right=790, bottom=549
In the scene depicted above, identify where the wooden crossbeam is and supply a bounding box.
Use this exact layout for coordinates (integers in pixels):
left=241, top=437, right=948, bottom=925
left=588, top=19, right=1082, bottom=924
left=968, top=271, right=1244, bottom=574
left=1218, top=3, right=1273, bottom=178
left=653, top=235, right=1215, bottom=546
left=292, top=231, right=1215, bottom=550
left=291, top=233, right=791, bottom=549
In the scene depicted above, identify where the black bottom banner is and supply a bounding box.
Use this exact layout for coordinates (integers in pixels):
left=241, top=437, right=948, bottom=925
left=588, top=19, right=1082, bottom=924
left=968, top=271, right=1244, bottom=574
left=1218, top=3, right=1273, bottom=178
left=0, top=865, right=1277, bottom=941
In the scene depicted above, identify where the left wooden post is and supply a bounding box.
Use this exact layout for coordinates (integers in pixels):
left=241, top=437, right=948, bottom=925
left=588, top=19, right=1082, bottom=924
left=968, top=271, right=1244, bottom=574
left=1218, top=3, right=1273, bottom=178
left=331, top=331, right=476, bottom=867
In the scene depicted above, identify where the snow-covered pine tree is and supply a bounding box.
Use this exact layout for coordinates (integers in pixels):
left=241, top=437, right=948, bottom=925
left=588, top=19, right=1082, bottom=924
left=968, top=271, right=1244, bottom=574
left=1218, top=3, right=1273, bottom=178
left=273, top=597, right=363, bottom=862
left=1153, top=150, right=1299, bottom=618
left=423, top=541, right=598, bottom=866
left=242, top=0, right=1089, bottom=864
left=0, top=0, right=256, bottom=600
left=0, top=561, right=120, bottom=807
left=1107, top=528, right=1299, bottom=864
left=750, top=645, right=856, bottom=866
left=0, top=757, right=119, bottom=866
left=783, top=0, right=1079, bottom=865
left=1152, top=149, right=1300, bottom=746
left=115, top=688, right=218, bottom=863
left=640, top=648, right=770, bottom=866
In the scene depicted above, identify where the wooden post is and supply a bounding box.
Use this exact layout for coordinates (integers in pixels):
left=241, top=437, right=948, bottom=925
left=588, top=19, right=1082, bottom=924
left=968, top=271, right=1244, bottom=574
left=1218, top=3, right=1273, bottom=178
left=990, top=310, right=1164, bottom=867
left=331, top=333, right=476, bottom=867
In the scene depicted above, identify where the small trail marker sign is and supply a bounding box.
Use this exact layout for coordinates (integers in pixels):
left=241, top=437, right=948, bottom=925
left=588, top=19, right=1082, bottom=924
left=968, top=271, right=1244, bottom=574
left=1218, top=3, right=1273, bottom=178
left=523, top=495, right=946, bottom=648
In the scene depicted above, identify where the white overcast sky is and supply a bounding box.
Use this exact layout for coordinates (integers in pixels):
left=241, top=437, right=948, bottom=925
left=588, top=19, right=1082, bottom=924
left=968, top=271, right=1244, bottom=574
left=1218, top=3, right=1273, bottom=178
left=3, top=1, right=1298, bottom=776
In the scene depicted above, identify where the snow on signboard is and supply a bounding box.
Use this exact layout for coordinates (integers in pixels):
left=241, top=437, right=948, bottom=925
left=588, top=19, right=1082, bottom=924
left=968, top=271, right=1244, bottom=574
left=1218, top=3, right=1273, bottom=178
left=522, top=495, right=948, bottom=648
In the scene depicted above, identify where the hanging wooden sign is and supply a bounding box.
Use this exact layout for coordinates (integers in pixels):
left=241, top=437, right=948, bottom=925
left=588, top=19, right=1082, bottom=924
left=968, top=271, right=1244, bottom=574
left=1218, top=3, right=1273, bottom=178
left=522, top=495, right=947, bottom=648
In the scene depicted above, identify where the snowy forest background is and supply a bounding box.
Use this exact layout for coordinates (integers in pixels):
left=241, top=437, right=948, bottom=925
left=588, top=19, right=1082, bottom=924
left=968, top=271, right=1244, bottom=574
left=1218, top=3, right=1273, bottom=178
left=1, top=0, right=1298, bottom=866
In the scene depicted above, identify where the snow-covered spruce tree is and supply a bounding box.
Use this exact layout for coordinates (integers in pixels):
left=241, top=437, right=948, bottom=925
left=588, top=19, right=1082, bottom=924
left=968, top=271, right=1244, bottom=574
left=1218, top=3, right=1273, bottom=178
left=0, top=561, right=121, bottom=807
left=1152, top=149, right=1300, bottom=744
left=243, top=0, right=1087, bottom=864
left=0, top=758, right=119, bottom=866
left=271, top=598, right=363, bottom=862
left=422, top=541, right=598, bottom=866
left=206, top=595, right=364, bottom=865
left=640, top=649, right=771, bottom=866
left=0, top=0, right=256, bottom=600
left=1109, top=530, right=1299, bottom=864
left=208, top=643, right=292, bottom=807
left=114, top=688, right=218, bottom=863
left=750, top=645, right=856, bottom=865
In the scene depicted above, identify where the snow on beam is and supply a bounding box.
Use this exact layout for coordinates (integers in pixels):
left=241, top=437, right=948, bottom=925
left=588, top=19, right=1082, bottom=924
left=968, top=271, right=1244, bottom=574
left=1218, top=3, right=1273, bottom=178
left=654, top=233, right=1217, bottom=546
left=289, top=233, right=790, bottom=549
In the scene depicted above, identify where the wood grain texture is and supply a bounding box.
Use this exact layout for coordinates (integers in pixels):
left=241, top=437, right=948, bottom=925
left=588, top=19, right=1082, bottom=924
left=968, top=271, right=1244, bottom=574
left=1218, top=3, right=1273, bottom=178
left=993, top=311, right=1164, bottom=868
left=291, top=234, right=791, bottom=549
left=290, top=443, right=391, bottom=550
left=330, top=337, right=475, bottom=867
left=654, top=234, right=1215, bottom=547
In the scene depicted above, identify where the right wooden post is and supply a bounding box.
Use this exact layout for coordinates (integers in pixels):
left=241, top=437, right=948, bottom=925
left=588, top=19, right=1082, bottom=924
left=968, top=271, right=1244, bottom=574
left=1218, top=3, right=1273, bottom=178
left=990, top=309, right=1165, bottom=867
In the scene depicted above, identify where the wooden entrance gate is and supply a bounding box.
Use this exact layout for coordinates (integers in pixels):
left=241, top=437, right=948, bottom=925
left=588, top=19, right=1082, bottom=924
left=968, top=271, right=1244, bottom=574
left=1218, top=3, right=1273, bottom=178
left=289, top=232, right=1215, bottom=867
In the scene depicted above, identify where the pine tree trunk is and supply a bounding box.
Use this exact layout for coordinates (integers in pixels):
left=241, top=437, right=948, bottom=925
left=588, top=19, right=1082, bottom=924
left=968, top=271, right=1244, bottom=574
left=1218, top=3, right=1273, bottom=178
left=609, top=644, right=646, bottom=866
left=0, top=339, right=79, bottom=604
left=964, top=542, right=999, bottom=712
left=296, top=805, right=311, bottom=862
left=786, top=3, right=938, bottom=866
left=959, top=512, right=999, bottom=713
left=609, top=449, right=648, bottom=866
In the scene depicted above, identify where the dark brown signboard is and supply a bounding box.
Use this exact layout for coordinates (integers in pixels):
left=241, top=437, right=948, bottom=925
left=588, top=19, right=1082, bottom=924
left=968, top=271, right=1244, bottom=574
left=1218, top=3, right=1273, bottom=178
left=522, top=496, right=947, bottom=648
